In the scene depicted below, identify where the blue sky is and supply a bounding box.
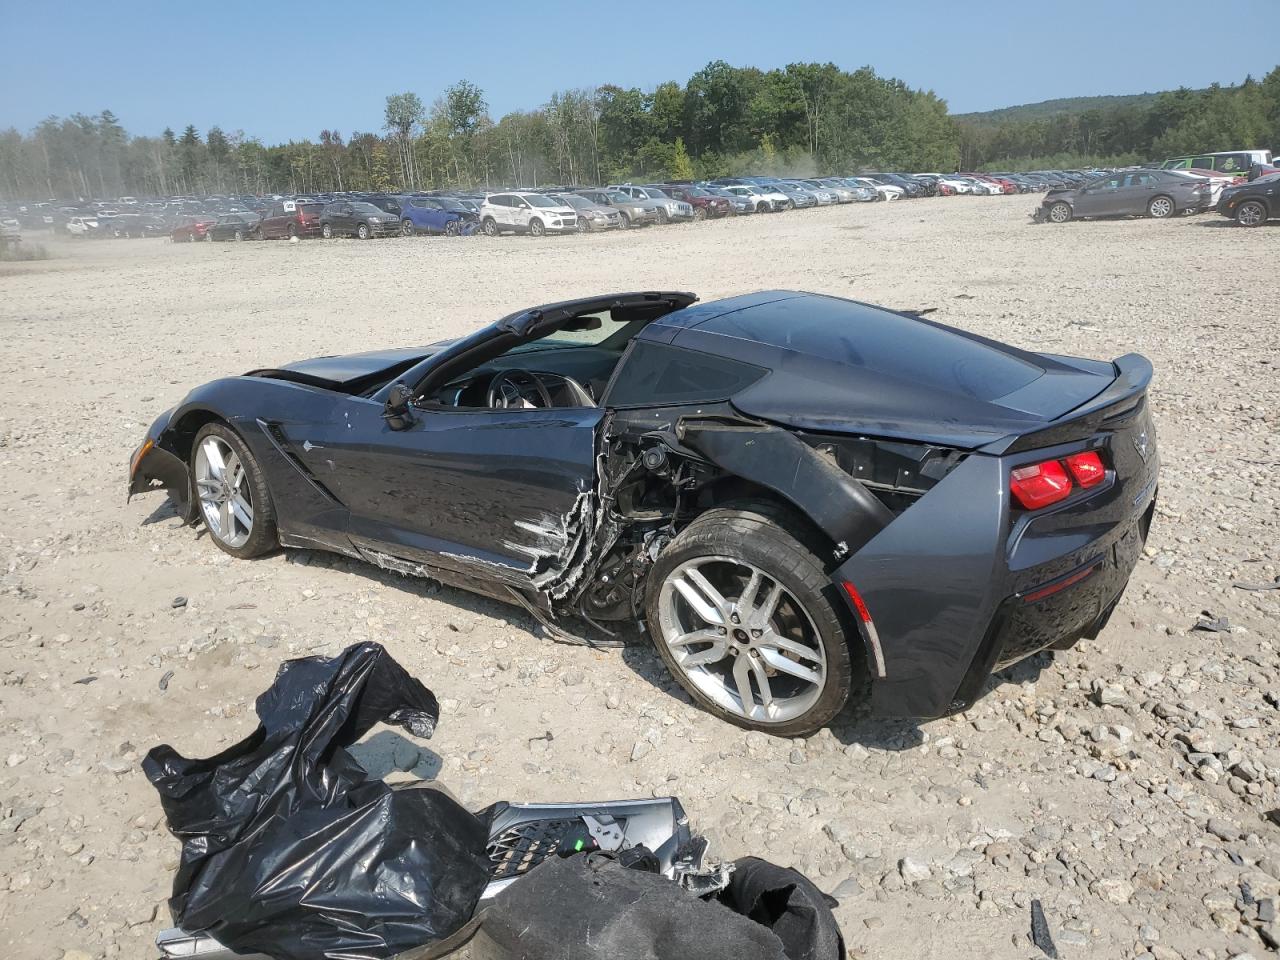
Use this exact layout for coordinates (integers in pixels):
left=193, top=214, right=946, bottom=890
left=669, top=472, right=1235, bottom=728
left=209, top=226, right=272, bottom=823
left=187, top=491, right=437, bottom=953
left=1, top=0, right=1276, bottom=140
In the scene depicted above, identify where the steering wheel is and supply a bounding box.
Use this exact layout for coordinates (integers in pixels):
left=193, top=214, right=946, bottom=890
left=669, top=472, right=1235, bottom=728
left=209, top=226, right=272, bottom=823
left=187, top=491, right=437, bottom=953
left=487, top=369, right=554, bottom=409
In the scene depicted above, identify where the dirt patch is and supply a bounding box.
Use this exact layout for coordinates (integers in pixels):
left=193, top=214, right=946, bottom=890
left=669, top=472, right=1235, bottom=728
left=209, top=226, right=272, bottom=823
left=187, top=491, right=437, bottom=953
left=1, top=198, right=1277, bottom=959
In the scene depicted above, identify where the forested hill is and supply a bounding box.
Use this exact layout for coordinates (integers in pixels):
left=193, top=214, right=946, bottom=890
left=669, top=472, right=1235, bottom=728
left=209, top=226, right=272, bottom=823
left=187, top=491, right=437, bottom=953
left=956, top=90, right=1187, bottom=125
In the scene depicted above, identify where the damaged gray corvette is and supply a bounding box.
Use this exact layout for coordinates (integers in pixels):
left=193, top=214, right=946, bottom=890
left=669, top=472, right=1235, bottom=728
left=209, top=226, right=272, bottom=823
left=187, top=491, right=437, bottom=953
left=129, top=290, right=1158, bottom=735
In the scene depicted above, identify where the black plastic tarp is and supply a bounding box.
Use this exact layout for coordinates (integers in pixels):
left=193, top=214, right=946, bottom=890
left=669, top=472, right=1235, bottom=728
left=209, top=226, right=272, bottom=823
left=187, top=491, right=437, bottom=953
left=143, top=642, right=491, bottom=960
left=401, top=854, right=845, bottom=960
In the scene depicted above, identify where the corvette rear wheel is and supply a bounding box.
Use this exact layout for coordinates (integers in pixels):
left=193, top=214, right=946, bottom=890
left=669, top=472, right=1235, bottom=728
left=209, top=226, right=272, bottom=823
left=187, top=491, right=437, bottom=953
left=646, top=503, right=854, bottom=736
left=191, top=423, right=277, bottom=559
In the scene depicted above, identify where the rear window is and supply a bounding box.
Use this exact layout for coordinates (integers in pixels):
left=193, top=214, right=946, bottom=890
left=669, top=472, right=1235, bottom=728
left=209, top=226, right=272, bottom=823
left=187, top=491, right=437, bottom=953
left=698, top=295, right=1043, bottom=402
left=606, top=340, right=767, bottom=407
left=298, top=203, right=323, bottom=214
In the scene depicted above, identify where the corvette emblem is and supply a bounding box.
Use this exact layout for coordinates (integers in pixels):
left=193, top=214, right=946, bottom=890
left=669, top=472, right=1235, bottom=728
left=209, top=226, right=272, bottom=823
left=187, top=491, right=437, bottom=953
left=1133, top=430, right=1150, bottom=463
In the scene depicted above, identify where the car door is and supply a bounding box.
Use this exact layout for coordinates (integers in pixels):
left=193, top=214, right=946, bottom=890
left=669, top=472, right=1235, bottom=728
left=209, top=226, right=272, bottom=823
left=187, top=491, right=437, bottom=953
left=293, top=393, right=603, bottom=579
left=512, top=196, right=535, bottom=231
left=419, top=198, right=446, bottom=233
left=1074, top=175, right=1122, bottom=216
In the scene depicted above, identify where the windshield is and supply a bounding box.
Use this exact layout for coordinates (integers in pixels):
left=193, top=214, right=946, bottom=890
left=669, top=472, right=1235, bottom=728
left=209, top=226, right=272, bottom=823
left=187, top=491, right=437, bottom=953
left=525, top=194, right=561, bottom=208
left=680, top=186, right=709, bottom=197
left=351, top=203, right=383, bottom=214
left=643, top=188, right=669, bottom=199
left=604, top=190, right=631, bottom=203
left=559, top=195, right=588, bottom=209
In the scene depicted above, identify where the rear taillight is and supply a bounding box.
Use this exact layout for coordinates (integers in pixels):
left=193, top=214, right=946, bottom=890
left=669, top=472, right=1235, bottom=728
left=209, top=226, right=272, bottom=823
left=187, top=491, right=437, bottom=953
left=1010, top=451, right=1108, bottom=510
left=1064, top=451, right=1105, bottom=488
left=1009, top=460, right=1072, bottom=510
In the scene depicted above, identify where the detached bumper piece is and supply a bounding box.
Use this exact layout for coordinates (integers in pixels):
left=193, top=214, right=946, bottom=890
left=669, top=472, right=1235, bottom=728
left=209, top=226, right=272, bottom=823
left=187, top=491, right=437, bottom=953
left=148, top=643, right=844, bottom=960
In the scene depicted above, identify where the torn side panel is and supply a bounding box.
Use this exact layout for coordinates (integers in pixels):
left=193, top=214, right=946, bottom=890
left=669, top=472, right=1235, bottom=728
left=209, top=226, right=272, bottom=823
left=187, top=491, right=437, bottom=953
left=677, top=418, right=894, bottom=554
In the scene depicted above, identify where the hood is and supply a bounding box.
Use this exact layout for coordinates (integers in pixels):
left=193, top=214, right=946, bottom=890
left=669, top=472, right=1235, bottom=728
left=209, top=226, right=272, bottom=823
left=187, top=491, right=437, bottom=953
left=244, top=344, right=454, bottom=391
left=650, top=291, right=1119, bottom=449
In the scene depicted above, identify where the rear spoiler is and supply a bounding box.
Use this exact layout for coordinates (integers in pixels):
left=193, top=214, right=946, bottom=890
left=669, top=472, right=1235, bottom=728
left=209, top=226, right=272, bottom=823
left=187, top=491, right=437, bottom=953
left=982, top=353, right=1153, bottom=455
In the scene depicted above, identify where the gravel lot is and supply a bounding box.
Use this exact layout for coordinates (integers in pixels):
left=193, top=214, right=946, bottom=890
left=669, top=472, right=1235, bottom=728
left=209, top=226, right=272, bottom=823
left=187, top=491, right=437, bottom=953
left=2, top=196, right=1278, bottom=960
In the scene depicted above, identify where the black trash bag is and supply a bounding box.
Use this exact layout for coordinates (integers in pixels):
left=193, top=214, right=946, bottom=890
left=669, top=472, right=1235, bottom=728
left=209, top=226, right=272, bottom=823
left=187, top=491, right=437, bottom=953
left=718, top=857, right=846, bottom=960
left=399, top=853, right=845, bottom=960
left=143, top=642, right=491, bottom=960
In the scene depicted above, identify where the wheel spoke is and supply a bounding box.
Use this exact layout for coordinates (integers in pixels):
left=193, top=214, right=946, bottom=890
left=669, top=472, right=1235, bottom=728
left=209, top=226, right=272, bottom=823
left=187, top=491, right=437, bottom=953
left=202, top=440, right=225, bottom=479
left=761, top=631, right=824, bottom=665
left=219, top=500, right=234, bottom=537
left=681, top=646, right=726, bottom=669
left=749, top=658, right=775, bottom=713
left=230, top=495, right=252, bottom=530
left=733, top=654, right=756, bottom=713
left=673, top=568, right=727, bottom=626
left=759, top=647, right=822, bottom=685
left=669, top=627, right=721, bottom=648
left=736, top=570, right=762, bottom=613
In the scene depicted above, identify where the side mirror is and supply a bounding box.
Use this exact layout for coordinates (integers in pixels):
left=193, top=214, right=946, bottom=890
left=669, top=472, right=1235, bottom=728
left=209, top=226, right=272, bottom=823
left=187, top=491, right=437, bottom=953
left=383, top=382, right=416, bottom=431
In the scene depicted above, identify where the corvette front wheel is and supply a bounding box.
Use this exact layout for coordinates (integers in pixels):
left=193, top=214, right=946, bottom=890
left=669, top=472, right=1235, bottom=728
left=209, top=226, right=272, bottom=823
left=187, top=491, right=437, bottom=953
left=191, top=423, right=277, bottom=560
left=645, top=503, right=855, bottom=736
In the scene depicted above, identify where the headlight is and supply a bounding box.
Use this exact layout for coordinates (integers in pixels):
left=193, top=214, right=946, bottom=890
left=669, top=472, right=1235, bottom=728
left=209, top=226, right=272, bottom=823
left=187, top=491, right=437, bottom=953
left=369, top=216, right=381, bottom=222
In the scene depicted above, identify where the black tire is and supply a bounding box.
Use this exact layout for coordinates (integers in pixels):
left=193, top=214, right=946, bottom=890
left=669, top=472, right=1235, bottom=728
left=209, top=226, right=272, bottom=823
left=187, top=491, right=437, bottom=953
left=693, top=207, right=707, bottom=222
left=578, top=218, right=591, bottom=233
left=233, top=229, right=243, bottom=242
left=445, top=219, right=460, bottom=236
left=402, top=219, right=414, bottom=237
left=529, top=218, right=545, bottom=237
left=187, top=232, right=196, bottom=243
left=287, top=224, right=298, bottom=239
left=784, top=199, right=795, bottom=210
left=204, top=231, right=214, bottom=242
left=1148, top=195, right=1175, bottom=219
left=321, top=222, right=333, bottom=239
left=656, top=208, right=670, bottom=225
left=756, top=202, right=769, bottom=213
left=482, top=217, right=499, bottom=237
left=190, top=422, right=277, bottom=560
left=644, top=501, right=856, bottom=737
left=1236, top=200, right=1267, bottom=227
left=357, top=222, right=370, bottom=240
left=1048, top=201, right=1073, bottom=224
left=619, top=212, right=631, bottom=229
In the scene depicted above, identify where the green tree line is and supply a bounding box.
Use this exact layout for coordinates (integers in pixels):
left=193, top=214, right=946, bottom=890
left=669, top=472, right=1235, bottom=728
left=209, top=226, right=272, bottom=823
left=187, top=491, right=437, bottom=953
left=958, top=68, right=1280, bottom=170
left=2, top=62, right=1276, bottom=200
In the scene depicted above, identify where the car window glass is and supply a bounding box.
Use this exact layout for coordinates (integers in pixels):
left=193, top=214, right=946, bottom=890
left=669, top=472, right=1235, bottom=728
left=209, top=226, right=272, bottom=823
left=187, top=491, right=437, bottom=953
left=606, top=341, right=768, bottom=407
left=1217, top=155, right=1243, bottom=172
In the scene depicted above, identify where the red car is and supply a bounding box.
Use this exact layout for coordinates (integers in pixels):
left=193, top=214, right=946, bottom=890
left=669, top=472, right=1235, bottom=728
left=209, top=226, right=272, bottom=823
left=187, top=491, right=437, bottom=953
left=257, top=201, right=324, bottom=239
left=961, top=173, right=1018, bottom=195
left=653, top=183, right=733, bottom=219
left=171, top=217, right=218, bottom=242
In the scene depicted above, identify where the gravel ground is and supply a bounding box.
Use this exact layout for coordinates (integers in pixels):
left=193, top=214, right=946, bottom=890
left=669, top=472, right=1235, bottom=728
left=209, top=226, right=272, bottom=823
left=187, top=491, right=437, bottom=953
left=1, top=196, right=1278, bottom=960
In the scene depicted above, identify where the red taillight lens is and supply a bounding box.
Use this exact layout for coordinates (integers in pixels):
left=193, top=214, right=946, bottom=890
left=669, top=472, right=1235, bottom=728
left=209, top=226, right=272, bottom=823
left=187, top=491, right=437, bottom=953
left=1009, top=459, right=1072, bottom=510
left=1064, top=451, right=1105, bottom=488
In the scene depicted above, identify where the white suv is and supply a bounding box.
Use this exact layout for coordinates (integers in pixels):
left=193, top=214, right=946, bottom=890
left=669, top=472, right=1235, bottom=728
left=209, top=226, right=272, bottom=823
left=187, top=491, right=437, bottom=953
left=480, top=192, right=578, bottom=237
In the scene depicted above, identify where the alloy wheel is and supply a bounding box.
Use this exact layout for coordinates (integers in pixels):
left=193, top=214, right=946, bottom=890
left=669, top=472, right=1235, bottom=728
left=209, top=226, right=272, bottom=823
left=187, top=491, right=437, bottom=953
left=194, top=436, right=253, bottom=550
left=1149, top=196, right=1174, bottom=218
left=1237, top=201, right=1265, bottom=227
left=1049, top=202, right=1072, bottom=223
left=656, top=556, right=827, bottom=724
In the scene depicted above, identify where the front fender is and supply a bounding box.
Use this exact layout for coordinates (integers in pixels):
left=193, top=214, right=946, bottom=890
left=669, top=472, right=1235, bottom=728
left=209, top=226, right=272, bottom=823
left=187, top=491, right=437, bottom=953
left=128, top=406, right=196, bottom=521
